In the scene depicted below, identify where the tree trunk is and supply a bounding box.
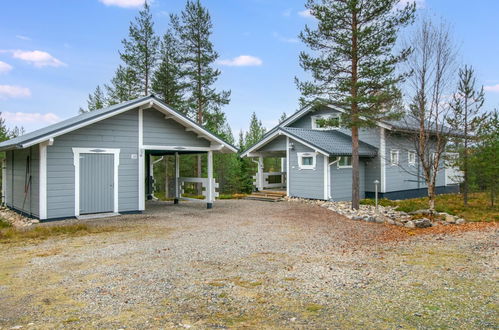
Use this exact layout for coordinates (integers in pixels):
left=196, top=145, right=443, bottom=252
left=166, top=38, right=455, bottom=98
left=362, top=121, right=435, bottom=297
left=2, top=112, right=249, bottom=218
left=350, top=9, right=360, bottom=210
left=428, top=184, right=436, bottom=213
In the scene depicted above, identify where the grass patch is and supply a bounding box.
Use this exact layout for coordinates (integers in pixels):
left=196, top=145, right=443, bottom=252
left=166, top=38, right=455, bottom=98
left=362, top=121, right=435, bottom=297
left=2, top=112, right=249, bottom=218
left=361, top=193, right=498, bottom=222
left=0, top=218, right=12, bottom=229
left=0, top=223, right=120, bottom=243
left=218, top=193, right=248, bottom=200
left=304, top=303, right=325, bottom=314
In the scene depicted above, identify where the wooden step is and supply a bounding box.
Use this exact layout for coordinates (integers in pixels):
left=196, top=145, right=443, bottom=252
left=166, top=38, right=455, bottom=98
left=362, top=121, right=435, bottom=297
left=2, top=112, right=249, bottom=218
left=253, top=190, right=287, bottom=197
left=244, top=190, right=286, bottom=202
left=244, top=195, right=282, bottom=202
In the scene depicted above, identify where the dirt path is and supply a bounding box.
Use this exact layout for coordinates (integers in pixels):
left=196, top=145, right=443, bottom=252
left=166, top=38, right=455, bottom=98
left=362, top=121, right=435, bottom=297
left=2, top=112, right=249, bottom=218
left=0, top=200, right=497, bottom=329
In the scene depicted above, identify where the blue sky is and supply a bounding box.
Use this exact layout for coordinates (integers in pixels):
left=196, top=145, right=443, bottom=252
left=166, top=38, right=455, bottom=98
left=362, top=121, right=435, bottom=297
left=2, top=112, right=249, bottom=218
left=0, top=0, right=498, bottom=135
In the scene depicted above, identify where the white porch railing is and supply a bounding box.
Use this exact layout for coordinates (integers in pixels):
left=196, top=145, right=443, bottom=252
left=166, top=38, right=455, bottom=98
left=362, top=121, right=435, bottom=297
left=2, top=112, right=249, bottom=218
left=253, top=172, right=286, bottom=189
left=178, top=177, right=219, bottom=202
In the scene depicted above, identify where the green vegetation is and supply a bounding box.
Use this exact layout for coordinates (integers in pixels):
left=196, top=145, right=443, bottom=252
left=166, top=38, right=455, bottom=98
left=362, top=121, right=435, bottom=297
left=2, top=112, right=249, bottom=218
left=0, top=218, right=12, bottom=229
left=0, top=223, right=120, bottom=243
left=361, top=193, right=498, bottom=222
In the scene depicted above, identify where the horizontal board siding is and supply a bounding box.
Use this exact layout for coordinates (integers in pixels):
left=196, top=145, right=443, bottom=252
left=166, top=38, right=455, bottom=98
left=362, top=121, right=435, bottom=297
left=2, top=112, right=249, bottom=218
left=259, top=135, right=286, bottom=152
left=143, top=109, right=210, bottom=147
left=6, top=146, right=40, bottom=217
left=288, top=140, right=325, bottom=199
left=46, top=109, right=139, bottom=219
left=330, top=159, right=365, bottom=201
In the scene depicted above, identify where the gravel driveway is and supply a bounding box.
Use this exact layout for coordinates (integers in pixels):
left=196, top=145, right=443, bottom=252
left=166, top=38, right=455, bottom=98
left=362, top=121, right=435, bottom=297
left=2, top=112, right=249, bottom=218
left=0, top=200, right=497, bottom=329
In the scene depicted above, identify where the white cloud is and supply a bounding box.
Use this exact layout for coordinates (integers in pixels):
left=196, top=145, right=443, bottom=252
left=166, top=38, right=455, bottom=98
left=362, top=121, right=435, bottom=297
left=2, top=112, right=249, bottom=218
left=16, top=35, right=31, bottom=41
left=298, top=9, right=313, bottom=18
left=10, top=50, right=66, bottom=68
left=99, top=0, right=147, bottom=8
left=0, top=61, right=13, bottom=74
left=2, top=112, right=60, bottom=125
left=282, top=8, right=292, bottom=17
left=218, top=55, right=263, bottom=67
left=484, top=84, right=499, bottom=93
left=273, top=32, right=299, bottom=44
left=0, top=85, right=31, bottom=99
left=397, top=0, right=425, bottom=9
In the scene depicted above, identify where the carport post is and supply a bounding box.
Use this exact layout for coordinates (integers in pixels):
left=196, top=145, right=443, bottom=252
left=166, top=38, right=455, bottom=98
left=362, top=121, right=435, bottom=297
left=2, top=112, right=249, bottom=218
left=207, top=150, right=213, bottom=209
left=174, top=152, right=179, bottom=204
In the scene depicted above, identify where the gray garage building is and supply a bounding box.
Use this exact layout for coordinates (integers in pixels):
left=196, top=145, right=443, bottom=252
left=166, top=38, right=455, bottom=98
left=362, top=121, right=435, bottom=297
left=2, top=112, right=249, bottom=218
left=0, top=95, right=237, bottom=221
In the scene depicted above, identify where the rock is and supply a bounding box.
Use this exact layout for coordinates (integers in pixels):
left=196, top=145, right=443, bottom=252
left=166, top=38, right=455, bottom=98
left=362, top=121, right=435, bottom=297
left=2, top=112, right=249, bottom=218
left=375, top=217, right=385, bottom=224
left=414, top=218, right=432, bottom=228
left=456, top=218, right=466, bottom=225
left=445, top=214, right=456, bottom=223
left=404, top=220, right=415, bottom=228
left=385, top=219, right=396, bottom=225
left=31, top=219, right=40, bottom=224
left=409, top=209, right=432, bottom=215
left=352, top=216, right=363, bottom=221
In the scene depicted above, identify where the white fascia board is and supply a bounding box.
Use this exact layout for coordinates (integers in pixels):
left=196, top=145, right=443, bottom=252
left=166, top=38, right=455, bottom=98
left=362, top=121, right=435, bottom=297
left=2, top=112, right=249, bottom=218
left=142, top=145, right=222, bottom=152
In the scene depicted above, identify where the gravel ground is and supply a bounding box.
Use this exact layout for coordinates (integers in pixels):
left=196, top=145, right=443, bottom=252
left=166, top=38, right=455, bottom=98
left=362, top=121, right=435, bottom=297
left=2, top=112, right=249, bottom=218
left=0, top=200, right=497, bottom=329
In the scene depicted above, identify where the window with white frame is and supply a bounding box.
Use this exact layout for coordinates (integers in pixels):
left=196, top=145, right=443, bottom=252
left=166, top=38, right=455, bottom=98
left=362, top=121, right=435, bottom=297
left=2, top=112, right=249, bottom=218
left=408, top=151, right=416, bottom=165
left=338, top=156, right=352, bottom=168
left=311, top=114, right=341, bottom=130
left=390, top=149, right=399, bottom=165
left=297, top=152, right=316, bottom=170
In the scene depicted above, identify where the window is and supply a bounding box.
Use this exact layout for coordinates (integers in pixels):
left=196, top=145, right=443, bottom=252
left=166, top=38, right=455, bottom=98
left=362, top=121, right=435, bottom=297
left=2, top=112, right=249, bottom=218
left=338, top=156, right=352, bottom=168
left=311, top=114, right=341, bottom=130
left=390, top=149, right=399, bottom=165
left=297, top=152, right=316, bottom=170
left=408, top=151, right=416, bottom=165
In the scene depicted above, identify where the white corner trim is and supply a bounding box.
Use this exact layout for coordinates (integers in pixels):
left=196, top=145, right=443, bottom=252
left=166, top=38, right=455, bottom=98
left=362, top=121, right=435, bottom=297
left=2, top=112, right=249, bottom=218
left=286, top=136, right=290, bottom=196
left=39, top=141, right=48, bottom=220
left=207, top=150, right=214, bottom=203
left=323, top=155, right=329, bottom=200
left=380, top=127, right=386, bottom=193
left=138, top=108, right=145, bottom=211
left=297, top=152, right=316, bottom=170
left=72, top=148, right=120, bottom=217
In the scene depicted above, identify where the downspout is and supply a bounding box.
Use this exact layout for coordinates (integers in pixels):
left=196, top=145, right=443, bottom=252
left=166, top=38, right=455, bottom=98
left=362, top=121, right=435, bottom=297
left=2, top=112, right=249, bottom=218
left=327, top=157, right=341, bottom=200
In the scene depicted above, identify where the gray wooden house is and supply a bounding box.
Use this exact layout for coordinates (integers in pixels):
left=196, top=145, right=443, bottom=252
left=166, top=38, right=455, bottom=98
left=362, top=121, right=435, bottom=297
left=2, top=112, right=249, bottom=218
left=0, top=95, right=237, bottom=221
left=241, top=100, right=461, bottom=201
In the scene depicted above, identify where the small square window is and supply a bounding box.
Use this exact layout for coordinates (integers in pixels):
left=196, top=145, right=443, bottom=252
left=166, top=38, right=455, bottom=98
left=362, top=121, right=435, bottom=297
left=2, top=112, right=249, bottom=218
left=312, top=114, right=341, bottom=130
left=297, top=152, right=316, bottom=170
left=390, top=150, right=399, bottom=165
left=338, top=156, right=352, bottom=168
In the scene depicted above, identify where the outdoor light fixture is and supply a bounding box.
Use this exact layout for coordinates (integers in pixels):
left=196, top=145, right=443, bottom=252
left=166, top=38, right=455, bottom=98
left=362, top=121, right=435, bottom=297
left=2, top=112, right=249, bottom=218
left=289, top=142, right=295, bottom=150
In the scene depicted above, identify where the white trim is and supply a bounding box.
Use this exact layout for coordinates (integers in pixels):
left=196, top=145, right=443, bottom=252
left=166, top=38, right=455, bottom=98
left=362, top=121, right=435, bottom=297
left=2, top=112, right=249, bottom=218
left=380, top=127, right=386, bottom=193
left=38, top=141, right=48, bottom=220
left=286, top=137, right=290, bottom=196
left=408, top=150, right=416, bottom=166
left=142, top=145, right=222, bottom=152
left=241, top=129, right=329, bottom=158
left=323, top=155, right=328, bottom=200
left=327, top=157, right=341, bottom=201
left=311, top=114, right=341, bottom=130
left=337, top=156, right=353, bottom=168
left=20, top=97, right=238, bottom=153
left=390, top=149, right=400, bottom=166
left=138, top=108, right=145, bottom=211
left=72, top=148, right=120, bottom=217
left=1, top=158, right=6, bottom=205
left=297, top=152, right=316, bottom=170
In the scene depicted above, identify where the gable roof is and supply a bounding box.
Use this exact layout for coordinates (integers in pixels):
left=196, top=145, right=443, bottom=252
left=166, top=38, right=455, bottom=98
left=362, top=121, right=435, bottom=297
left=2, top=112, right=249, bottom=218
left=240, top=127, right=377, bottom=158
left=0, top=95, right=238, bottom=153
left=282, top=127, right=378, bottom=157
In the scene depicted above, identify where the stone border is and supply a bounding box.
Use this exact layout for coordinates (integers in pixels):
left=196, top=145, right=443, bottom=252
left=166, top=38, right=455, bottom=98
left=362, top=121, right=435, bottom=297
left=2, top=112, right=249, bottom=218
left=0, top=207, right=39, bottom=227
left=285, top=197, right=466, bottom=228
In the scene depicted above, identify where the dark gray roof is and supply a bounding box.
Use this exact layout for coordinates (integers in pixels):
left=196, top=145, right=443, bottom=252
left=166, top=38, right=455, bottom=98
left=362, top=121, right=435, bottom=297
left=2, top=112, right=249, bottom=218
left=281, top=127, right=378, bottom=157
left=0, top=95, right=238, bottom=152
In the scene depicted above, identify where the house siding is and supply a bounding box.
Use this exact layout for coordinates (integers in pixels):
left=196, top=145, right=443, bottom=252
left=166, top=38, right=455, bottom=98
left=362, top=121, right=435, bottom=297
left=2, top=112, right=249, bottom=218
left=46, top=110, right=140, bottom=219
left=258, top=135, right=286, bottom=152
left=143, top=109, right=210, bottom=147
left=5, top=145, right=40, bottom=217
left=330, top=158, right=365, bottom=201
left=288, top=140, right=325, bottom=199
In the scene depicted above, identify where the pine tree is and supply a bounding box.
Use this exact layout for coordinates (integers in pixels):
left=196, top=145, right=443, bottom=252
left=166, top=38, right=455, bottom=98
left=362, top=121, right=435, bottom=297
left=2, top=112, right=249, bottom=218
left=80, top=85, right=106, bottom=113
left=447, top=65, right=485, bottom=206
left=245, top=112, right=266, bottom=148
left=173, top=0, right=231, bottom=131
left=152, top=28, right=186, bottom=111
left=297, top=0, right=415, bottom=209
left=120, top=1, right=159, bottom=96
left=106, top=65, right=141, bottom=105
left=279, top=112, right=287, bottom=123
